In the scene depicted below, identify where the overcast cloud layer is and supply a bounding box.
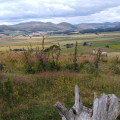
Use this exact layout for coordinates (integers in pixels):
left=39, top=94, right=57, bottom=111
left=0, top=0, right=120, bottom=24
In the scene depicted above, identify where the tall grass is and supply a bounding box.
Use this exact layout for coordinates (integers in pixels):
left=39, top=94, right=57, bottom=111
left=0, top=42, right=120, bottom=119
left=0, top=71, right=120, bottom=120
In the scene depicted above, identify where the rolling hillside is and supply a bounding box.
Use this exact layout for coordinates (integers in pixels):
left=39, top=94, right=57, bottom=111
left=0, top=21, right=120, bottom=35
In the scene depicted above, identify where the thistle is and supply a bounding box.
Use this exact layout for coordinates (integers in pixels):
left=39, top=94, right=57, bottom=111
left=22, top=48, right=25, bottom=51
left=36, top=53, right=40, bottom=59
left=42, top=54, right=46, bottom=61
left=52, top=55, right=55, bottom=60
left=94, top=47, right=102, bottom=68
left=56, top=43, right=61, bottom=64
left=73, top=41, right=78, bottom=70
left=42, top=36, right=45, bottom=50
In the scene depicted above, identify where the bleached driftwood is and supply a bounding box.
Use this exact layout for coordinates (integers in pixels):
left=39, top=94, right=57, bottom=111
left=54, top=85, right=120, bottom=120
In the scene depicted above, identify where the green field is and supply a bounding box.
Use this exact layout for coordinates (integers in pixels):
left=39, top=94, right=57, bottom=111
left=0, top=32, right=120, bottom=55
left=0, top=32, right=120, bottom=120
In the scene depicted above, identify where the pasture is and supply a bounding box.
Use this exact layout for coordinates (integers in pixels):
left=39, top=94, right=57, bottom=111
left=0, top=31, right=120, bottom=55
left=0, top=32, right=120, bottom=120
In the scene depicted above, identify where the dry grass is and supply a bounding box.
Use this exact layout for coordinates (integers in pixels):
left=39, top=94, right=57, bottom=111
left=1, top=70, right=120, bottom=120
left=0, top=32, right=120, bottom=119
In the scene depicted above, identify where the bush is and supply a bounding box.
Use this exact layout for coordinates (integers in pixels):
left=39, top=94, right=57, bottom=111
left=105, top=44, right=109, bottom=48
left=83, top=42, right=87, bottom=46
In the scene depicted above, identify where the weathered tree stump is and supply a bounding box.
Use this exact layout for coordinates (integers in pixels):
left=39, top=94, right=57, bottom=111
left=54, top=85, right=120, bottom=120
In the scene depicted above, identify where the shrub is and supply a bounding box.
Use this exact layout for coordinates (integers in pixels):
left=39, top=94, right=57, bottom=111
left=65, top=44, right=73, bottom=48
left=83, top=42, right=87, bottom=46
left=105, top=44, right=109, bottom=48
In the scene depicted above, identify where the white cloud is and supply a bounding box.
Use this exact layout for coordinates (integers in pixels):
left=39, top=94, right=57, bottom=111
left=39, top=6, right=120, bottom=24
left=0, top=0, right=120, bottom=24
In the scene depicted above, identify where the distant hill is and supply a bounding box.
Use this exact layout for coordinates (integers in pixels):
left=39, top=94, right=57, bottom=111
left=78, top=22, right=120, bottom=29
left=0, top=21, right=120, bottom=35
left=0, top=21, right=77, bottom=33
left=57, top=22, right=77, bottom=30
left=0, top=25, right=17, bottom=32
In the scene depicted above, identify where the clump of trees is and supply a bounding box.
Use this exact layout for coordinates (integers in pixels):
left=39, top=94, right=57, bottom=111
left=64, top=43, right=73, bottom=48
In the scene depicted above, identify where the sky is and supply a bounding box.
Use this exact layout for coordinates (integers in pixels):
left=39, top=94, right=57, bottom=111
left=0, top=0, right=120, bottom=25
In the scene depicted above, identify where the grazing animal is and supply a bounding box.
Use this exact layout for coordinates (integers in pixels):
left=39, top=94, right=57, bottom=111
left=93, top=49, right=107, bottom=57
left=101, top=52, right=107, bottom=57
left=93, top=49, right=97, bottom=55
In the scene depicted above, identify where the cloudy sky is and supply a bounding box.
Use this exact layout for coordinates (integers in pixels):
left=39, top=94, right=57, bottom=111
left=0, top=0, right=120, bottom=25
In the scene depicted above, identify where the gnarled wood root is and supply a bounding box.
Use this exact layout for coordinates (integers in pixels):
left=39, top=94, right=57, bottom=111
left=54, top=85, right=120, bottom=120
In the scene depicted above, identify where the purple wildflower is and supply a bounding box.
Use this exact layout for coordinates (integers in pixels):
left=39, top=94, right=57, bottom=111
left=36, top=53, right=40, bottom=59
left=42, top=54, right=46, bottom=61
left=22, top=48, right=25, bottom=51
left=98, top=47, right=102, bottom=52
left=58, top=42, right=60, bottom=45
left=52, top=55, right=55, bottom=59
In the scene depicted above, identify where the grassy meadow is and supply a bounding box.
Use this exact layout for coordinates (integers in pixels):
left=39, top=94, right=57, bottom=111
left=0, top=32, right=120, bottom=120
